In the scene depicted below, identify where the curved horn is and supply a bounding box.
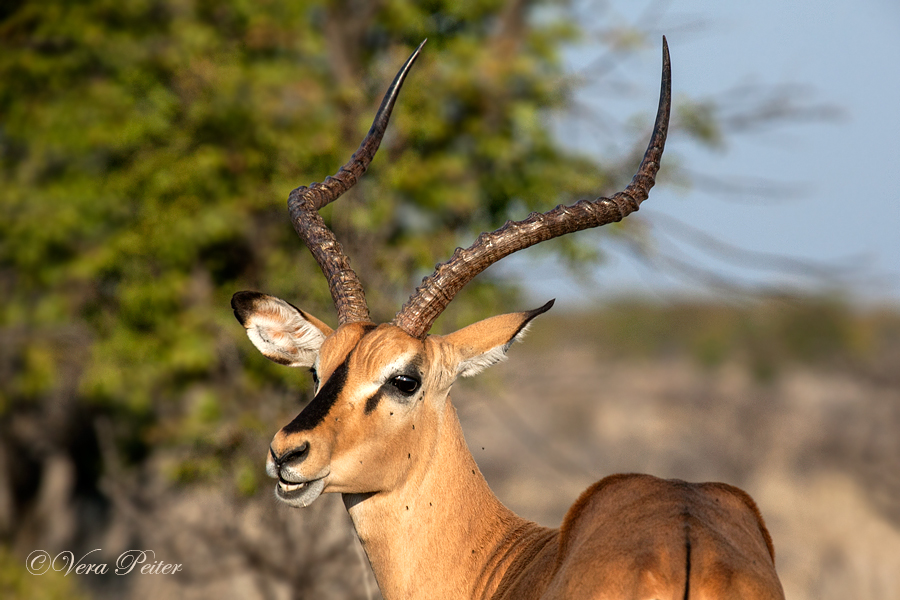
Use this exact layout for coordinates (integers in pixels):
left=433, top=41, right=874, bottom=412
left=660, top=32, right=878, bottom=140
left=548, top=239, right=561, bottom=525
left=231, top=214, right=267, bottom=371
left=392, top=37, right=671, bottom=339
left=288, top=40, right=426, bottom=324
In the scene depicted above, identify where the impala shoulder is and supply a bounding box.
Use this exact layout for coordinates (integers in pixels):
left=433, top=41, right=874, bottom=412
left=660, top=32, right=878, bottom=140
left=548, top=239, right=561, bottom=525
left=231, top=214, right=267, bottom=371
left=543, top=474, right=688, bottom=598
left=695, top=481, right=777, bottom=562
left=556, top=474, right=660, bottom=559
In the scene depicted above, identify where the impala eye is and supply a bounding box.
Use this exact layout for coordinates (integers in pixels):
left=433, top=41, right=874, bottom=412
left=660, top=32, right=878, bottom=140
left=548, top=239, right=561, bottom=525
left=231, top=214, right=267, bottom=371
left=389, top=375, right=420, bottom=395
left=309, top=368, right=319, bottom=386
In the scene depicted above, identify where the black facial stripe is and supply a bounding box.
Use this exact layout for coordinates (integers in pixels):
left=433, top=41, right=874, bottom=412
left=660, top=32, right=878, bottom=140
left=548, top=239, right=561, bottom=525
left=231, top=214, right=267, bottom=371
left=364, top=389, right=384, bottom=414
left=281, top=358, right=350, bottom=434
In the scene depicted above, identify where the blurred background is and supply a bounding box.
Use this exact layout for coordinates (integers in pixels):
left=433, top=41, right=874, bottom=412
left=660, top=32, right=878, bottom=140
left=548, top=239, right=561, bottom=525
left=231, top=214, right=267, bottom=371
left=1, top=1, right=898, bottom=599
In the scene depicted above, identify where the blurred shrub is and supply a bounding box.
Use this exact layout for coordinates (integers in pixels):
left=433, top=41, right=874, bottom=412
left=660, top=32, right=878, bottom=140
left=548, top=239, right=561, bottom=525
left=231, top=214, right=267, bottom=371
left=534, top=297, right=900, bottom=382
left=0, top=547, right=89, bottom=600
left=0, top=0, right=602, bottom=496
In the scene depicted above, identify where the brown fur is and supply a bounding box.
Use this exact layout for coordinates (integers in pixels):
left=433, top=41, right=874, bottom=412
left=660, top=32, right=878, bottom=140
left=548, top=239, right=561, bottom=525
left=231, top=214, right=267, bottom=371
left=238, top=302, right=785, bottom=600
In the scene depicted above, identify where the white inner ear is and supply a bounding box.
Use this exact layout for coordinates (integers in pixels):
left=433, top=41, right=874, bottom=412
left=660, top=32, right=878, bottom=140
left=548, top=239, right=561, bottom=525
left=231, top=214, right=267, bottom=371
left=456, top=322, right=532, bottom=378
left=245, top=301, right=326, bottom=368
left=457, top=345, right=510, bottom=378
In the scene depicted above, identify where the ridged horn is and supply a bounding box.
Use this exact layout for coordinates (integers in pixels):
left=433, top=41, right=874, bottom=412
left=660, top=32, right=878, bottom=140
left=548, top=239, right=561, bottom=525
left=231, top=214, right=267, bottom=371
left=392, top=37, right=671, bottom=339
left=288, top=40, right=426, bottom=324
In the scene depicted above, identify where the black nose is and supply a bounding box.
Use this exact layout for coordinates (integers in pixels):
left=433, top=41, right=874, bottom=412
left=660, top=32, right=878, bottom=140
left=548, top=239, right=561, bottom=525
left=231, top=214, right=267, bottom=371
left=271, top=441, right=310, bottom=469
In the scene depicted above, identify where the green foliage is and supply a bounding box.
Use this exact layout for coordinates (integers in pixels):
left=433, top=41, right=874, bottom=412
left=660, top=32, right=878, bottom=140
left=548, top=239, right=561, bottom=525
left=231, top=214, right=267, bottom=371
left=0, top=546, right=90, bottom=600
left=677, top=98, right=724, bottom=149
left=0, top=0, right=613, bottom=494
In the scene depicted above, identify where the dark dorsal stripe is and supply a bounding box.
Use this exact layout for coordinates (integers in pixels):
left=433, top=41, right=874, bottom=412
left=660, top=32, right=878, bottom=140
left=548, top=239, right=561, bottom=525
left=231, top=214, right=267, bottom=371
left=683, top=531, right=692, bottom=600
left=282, top=358, right=350, bottom=433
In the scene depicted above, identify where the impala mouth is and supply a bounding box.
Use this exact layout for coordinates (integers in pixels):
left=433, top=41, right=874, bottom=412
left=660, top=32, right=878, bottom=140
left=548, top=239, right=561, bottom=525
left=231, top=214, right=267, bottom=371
left=275, top=475, right=326, bottom=508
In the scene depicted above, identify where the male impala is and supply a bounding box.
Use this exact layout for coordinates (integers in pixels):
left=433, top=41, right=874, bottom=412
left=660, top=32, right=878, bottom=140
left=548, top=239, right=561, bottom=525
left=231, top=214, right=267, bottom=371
left=232, top=39, right=785, bottom=600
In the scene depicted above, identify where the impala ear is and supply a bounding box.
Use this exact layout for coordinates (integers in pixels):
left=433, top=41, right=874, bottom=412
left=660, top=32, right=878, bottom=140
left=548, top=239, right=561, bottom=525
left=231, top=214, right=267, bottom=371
left=442, top=300, right=554, bottom=378
left=231, top=291, right=333, bottom=367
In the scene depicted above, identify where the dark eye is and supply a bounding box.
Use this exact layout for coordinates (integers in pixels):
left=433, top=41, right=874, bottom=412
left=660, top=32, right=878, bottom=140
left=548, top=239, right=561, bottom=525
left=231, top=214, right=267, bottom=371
left=309, top=368, right=319, bottom=386
left=389, top=375, right=420, bottom=395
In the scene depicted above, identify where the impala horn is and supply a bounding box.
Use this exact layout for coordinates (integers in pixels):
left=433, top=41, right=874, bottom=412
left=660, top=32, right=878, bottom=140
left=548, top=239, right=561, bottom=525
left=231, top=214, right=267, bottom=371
left=392, top=37, right=671, bottom=339
left=287, top=40, right=427, bottom=325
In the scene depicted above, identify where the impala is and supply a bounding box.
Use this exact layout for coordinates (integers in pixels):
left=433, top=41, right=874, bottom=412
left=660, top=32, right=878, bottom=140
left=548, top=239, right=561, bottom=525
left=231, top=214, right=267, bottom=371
left=232, top=39, right=785, bottom=600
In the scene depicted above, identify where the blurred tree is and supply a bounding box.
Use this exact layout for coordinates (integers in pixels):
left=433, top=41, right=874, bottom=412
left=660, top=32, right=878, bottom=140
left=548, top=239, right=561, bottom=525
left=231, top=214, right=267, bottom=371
left=0, top=0, right=631, bottom=503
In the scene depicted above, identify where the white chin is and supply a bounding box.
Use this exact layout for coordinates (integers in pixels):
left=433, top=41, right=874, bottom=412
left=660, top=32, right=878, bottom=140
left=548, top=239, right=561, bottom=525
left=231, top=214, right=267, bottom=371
left=275, top=477, right=326, bottom=507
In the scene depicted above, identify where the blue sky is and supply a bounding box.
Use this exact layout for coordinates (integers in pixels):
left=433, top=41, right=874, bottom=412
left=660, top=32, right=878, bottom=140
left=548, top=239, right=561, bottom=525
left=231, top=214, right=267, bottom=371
left=509, top=0, right=900, bottom=307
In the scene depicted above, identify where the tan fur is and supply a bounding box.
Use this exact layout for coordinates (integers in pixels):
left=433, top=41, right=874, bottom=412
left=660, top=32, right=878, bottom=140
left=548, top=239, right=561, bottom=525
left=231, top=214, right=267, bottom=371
left=243, top=303, right=785, bottom=600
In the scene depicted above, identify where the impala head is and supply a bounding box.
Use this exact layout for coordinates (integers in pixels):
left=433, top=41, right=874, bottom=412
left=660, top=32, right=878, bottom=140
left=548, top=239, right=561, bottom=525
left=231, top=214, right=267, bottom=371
left=232, top=290, right=553, bottom=507
left=233, top=38, right=671, bottom=508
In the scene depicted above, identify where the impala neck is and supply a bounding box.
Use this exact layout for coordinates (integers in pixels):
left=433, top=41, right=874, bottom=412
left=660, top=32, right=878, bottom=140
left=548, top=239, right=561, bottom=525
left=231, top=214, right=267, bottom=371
left=343, top=398, right=554, bottom=600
